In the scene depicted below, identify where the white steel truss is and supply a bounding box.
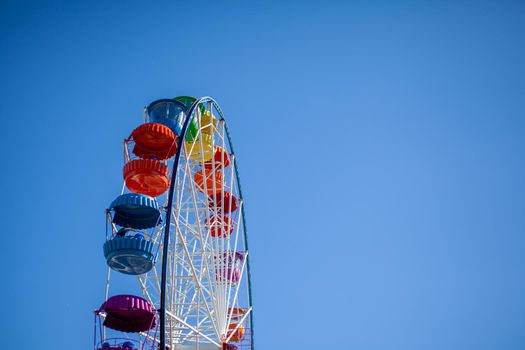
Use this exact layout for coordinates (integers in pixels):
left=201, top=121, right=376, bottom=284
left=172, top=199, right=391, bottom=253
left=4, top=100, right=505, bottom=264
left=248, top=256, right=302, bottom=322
left=128, top=101, right=253, bottom=349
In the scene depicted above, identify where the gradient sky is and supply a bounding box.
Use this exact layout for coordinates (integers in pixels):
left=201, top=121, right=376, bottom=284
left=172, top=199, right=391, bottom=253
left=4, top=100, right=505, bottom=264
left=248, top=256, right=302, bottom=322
left=1, top=1, right=525, bottom=349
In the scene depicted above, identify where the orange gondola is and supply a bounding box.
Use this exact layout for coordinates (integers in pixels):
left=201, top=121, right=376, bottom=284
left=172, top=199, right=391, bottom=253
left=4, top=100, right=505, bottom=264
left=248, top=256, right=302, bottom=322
left=130, top=123, right=177, bottom=160
left=194, top=169, right=223, bottom=194
left=226, top=307, right=246, bottom=320
left=123, top=159, right=169, bottom=197
left=227, top=323, right=245, bottom=342
left=203, top=146, right=231, bottom=169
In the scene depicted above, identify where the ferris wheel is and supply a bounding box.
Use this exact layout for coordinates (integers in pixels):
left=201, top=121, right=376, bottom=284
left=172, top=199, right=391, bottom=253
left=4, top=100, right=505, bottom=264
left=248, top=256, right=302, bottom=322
left=93, top=96, right=254, bottom=350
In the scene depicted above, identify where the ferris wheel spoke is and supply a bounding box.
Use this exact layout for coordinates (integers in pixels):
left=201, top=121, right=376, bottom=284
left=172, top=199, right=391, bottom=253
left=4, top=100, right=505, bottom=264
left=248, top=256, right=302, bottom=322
left=174, top=244, right=197, bottom=319
left=180, top=313, right=213, bottom=343
left=176, top=157, right=221, bottom=312
left=138, top=275, right=156, bottom=307
left=219, top=155, right=242, bottom=321
left=171, top=255, right=208, bottom=326
left=165, top=310, right=221, bottom=347
left=226, top=251, right=248, bottom=326
left=170, top=217, right=215, bottom=299
left=225, top=208, right=245, bottom=316
left=224, top=306, right=252, bottom=344
left=171, top=218, right=220, bottom=339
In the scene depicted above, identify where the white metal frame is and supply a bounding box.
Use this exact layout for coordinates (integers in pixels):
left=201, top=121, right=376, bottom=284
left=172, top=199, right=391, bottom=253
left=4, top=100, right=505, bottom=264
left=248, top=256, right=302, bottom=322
left=104, top=100, right=253, bottom=350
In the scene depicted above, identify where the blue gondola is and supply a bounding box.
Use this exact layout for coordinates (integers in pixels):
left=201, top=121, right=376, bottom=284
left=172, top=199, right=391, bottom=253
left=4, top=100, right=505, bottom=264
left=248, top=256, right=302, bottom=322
left=103, top=232, right=155, bottom=275
left=109, top=193, right=161, bottom=230
left=146, top=99, right=186, bottom=135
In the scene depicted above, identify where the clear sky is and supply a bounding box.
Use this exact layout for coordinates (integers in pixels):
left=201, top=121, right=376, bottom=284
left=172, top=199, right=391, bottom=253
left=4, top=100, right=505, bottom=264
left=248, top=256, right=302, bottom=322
left=1, top=1, right=525, bottom=349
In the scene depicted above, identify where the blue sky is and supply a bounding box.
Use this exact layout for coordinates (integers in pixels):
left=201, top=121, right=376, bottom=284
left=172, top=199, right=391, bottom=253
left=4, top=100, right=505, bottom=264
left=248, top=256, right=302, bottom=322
left=1, top=1, right=525, bottom=349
